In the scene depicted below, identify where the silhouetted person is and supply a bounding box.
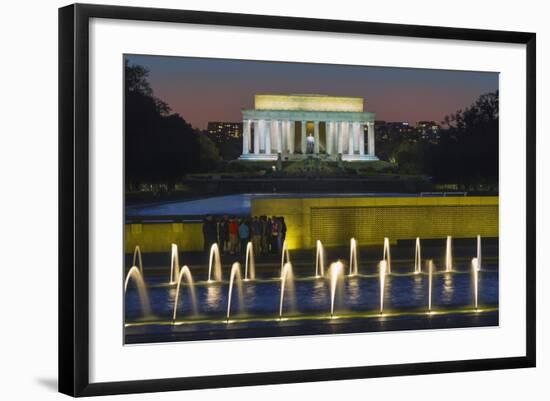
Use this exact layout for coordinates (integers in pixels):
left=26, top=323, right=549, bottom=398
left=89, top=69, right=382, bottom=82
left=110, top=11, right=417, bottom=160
left=260, top=216, right=269, bottom=255
left=251, top=216, right=261, bottom=255
left=266, top=217, right=273, bottom=254
left=271, top=216, right=280, bottom=254
left=219, top=215, right=229, bottom=254
left=238, top=219, right=250, bottom=257
left=202, top=215, right=216, bottom=252
left=276, top=217, right=284, bottom=253
left=228, top=217, right=238, bottom=255
left=280, top=216, right=287, bottom=245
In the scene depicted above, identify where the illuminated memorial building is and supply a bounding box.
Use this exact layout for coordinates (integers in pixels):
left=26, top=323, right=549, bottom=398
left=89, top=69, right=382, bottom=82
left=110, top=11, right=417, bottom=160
left=239, top=94, right=378, bottom=161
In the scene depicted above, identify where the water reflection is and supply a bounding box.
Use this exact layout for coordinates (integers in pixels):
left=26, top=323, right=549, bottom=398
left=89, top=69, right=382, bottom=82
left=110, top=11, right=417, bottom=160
left=311, top=279, right=328, bottom=308
left=346, top=277, right=361, bottom=305
left=412, top=273, right=423, bottom=303
left=383, top=274, right=392, bottom=311
left=126, top=265, right=499, bottom=324
left=205, top=284, right=223, bottom=310
left=165, top=287, right=178, bottom=311
left=244, top=281, right=257, bottom=310
left=442, top=272, right=454, bottom=304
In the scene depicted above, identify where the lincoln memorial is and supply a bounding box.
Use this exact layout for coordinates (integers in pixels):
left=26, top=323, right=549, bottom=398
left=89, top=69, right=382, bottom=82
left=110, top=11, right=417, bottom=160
left=239, top=94, right=378, bottom=161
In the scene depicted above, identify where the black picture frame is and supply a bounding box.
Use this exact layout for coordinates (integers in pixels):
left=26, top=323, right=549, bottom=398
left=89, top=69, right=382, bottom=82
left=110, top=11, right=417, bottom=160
left=59, top=3, right=536, bottom=397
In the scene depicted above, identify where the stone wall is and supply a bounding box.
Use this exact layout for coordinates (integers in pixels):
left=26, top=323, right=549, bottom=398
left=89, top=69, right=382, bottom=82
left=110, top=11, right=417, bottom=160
left=251, top=196, right=498, bottom=249
left=125, top=196, right=498, bottom=253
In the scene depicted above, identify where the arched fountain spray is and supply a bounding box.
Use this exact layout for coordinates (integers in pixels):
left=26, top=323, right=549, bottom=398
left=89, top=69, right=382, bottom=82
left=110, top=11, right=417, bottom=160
left=124, top=266, right=151, bottom=316
left=207, top=243, right=222, bottom=282
left=315, top=240, right=325, bottom=278
left=428, top=259, right=434, bottom=312
left=476, top=235, right=482, bottom=271
left=226, top=262, right=244, bottom=320
left=472, top=257, right=479, bottom=310
left=379, top=260, right=387, bottom=314
left=280, top=240, right=291, bottom=278
left=169, top=243, right=180, bottom=285
left=133, top=245, right=143, bottom=275
left=445, top=236, right=453, bottom=272
left=244, top=241, right=256, bottom=281
left=383, top=237, right=392, bottom=274
left=414, top=237, right=421, bottom=274
left=329, top=261, right=344, bottom=317
left=349, top=238, right=358, bottom=276
left=279, top=262, right=295, bottom=318
left=172, top=265, right=197, bottom=321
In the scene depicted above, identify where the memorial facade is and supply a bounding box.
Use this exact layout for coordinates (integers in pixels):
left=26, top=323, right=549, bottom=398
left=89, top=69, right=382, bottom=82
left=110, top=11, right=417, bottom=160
left=239, top=94, right=378, bottom=161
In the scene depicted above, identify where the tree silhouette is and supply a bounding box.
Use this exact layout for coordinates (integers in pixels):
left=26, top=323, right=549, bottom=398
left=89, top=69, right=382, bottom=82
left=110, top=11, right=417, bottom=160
left=396, top=91, right=499, bottom=190
left=432, top=90, right=499, bottom=189
left=124, top=60, right=220, bottom=189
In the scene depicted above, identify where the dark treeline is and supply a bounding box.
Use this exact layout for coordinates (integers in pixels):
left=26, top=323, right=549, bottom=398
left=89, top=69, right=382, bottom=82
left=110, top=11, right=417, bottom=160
left=380, top=91, right=499, bottom=190
left=125, top=61, right=220, bottom=189
left=436, top=90, right=499, bottom=188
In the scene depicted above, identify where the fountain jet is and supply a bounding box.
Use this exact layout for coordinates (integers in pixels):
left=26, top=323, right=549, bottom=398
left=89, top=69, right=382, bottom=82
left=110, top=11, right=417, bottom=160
left=124, top=266, right=152, bottom=316
left=172, top=265, right=198, bottom=321
left=280, top=240, right=291, bottom=278
left=133, top=245, right=143, bottom=275
left=315, top=240, right=325, bottom=278
left=329, top=261, right=344, bottom=317
left=472, top=257, right=479, bottom=310
left=445, top=236, right=453, bottom=272
left=476, top=235, right=482, bottom=271
left=279, top=262, right=296, bottom=318
left=414, top=237, right=421, bottom=274
left=226, top=262, right=244, bottom=320
left=208, top=243, right=222, bottom=282
left=383, top=237, right=392, bottom=274
left=244, top=241, right=256, bottom=281
left=428, top=259, right=434, bottom=312
left=379, top=260, right=387, bottom=314
left=169, top=244, right=180, bottom=285
left=349, top=238, right=358, bottom=276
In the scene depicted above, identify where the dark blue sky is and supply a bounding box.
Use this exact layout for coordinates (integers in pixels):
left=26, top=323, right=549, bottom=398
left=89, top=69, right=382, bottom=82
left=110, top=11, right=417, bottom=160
left=126, top=54, right=498, bottom=130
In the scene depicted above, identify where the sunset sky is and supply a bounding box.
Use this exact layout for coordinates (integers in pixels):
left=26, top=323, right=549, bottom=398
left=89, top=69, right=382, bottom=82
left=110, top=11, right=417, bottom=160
left=125, top=54, right=498, bottom=130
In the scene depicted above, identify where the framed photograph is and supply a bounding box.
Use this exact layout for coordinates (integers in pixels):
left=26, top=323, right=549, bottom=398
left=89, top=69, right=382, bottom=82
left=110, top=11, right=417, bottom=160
left=59, top=3, right=536, bottom=397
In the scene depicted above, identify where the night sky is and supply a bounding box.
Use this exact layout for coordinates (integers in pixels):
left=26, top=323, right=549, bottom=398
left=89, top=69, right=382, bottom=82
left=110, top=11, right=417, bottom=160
left=126, top=54, right=498, bottom=130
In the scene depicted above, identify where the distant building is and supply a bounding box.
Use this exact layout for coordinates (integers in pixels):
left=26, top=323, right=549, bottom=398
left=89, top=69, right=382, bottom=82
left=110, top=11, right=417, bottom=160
left=387, top=121, right=413, bottom=133
left=240, top=93, right=378, bottom=161
left=374, top=121, right=414, bottom=141
left=207, top=122, right=243, bottom=140
left=372, top=120, right=441, bottom=144
left=368, top=120, right=388, bottom=140
left=416, top=121, right=440, bottom=143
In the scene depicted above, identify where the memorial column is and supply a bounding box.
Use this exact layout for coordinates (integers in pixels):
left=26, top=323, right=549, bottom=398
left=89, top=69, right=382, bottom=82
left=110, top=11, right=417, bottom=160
left=289, top=121, right=296, bottom=154
left=314, top=121, right=320, bottom=154
left=326, top=121, right=333, bottom=155
left=367, top=121, right=375, bottom=157
left=276, top=120, right=283, bottom=153
left=242, top=119, right=250, bottom=155
left=301, top=121, right=307, bottom=154
left=337, top=121, right=344, bottom=154
left=359, top=122, right=365, bottom=155
left=253, top=120, right=260, bottom=155
left=258, top=119, right=266, bottom=153
left=265, top=120, right=271, bottom=155
left=352, top=122, right=355, bottom=156
left=281, top=120, right=286, bottom=153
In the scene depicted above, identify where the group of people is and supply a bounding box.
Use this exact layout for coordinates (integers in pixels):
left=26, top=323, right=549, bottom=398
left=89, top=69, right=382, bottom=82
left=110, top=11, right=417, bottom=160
left=202, top=215, right=287, bottom=257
